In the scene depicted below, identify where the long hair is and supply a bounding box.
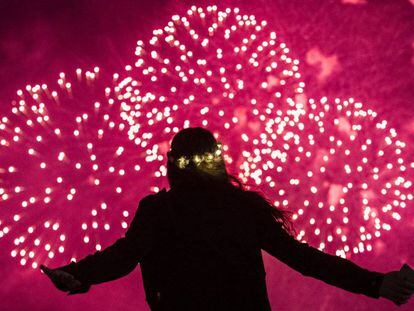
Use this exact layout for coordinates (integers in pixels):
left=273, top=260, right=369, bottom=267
left=166, top=127, right=296, bottom=236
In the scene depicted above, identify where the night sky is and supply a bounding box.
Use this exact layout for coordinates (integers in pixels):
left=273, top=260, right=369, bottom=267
left=1, top=1, right=414, bottom=310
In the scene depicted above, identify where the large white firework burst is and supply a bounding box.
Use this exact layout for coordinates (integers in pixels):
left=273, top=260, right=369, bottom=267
left=114, top=5, right=306, bottom=176
left=0, top=69, right=148, bottom=268
left=239, top=96, right=413, bottom=257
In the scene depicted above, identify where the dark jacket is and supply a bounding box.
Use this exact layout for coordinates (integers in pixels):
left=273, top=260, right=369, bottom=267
left=58, top=186, right=385, bottom=310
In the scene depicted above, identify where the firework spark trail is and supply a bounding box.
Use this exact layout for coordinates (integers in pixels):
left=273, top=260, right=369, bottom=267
left=239, top=96, right=413, bottom=257
left=0, top=5, right=412, bottom=269
left=114, top=5, right=306, bottom=174
left=0, top=69, right=148, bottom=268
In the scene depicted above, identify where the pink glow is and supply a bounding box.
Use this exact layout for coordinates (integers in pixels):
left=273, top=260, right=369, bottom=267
left=0, top=2, right=413, bottom=311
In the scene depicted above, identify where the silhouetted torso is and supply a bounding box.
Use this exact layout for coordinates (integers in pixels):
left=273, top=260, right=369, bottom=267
left=141, top=186, right=271, bottom=310
left=58, top=185, right=384, bottom=310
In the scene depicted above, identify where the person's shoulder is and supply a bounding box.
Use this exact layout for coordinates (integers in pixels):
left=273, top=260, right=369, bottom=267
left=232, top=187, right=263, bottom=204
left=235, top=188, right=272, bottom=215
left=138, top=188, right=168, bottom=209
left=134, top=188, right=168, bottom=220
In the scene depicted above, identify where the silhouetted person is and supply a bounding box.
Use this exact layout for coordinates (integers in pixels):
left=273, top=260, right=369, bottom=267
left=41, top=127, right=414, bottom=310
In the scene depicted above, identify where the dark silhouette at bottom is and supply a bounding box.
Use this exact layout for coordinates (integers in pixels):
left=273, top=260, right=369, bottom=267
left=41, top=127, right=414, bottom=310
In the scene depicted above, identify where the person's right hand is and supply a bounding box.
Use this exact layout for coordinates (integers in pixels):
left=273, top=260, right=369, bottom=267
left=40, top=264, right=83, bottom=293
left=379, top=269, right=414, bottom=306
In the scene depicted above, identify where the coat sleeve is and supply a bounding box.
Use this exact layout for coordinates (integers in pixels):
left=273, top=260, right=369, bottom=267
left=256, top=208, right=385, bottom=299
left=56, top=194, right=158, bottom=293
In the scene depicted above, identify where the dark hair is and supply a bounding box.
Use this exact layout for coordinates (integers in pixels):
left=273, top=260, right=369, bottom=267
left=166, top=127, right=295, bottom=236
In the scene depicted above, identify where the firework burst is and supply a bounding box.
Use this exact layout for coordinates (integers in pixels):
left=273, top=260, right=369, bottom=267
left=239, top=96, right=413, bottom=257
left=0, top=69, right=149, bottom=268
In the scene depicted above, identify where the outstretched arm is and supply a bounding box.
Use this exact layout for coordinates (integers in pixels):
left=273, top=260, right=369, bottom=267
left=256, top=208, right=385, bottom=298
left=41, top=194, right=159, bottom=294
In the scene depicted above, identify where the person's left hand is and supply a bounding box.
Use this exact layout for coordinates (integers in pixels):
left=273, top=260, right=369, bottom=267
left=379, top=269, right=414, bottom=306
left=40, top=264, right=83, bottom=294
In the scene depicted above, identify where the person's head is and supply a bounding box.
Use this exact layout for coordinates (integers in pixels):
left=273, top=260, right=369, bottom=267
left=166, top=127, right=230, bottom=190
left=166, top=127, right=295, bottom=235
